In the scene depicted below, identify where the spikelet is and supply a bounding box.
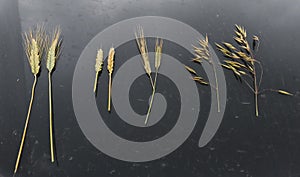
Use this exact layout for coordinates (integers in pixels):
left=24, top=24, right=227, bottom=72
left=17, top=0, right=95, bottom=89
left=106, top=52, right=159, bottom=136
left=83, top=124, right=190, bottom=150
left=46, top=26, right=61, bottom=73
left=155, top=38, right=163, bottom=70
left=135, top=26, right=151, bottom=76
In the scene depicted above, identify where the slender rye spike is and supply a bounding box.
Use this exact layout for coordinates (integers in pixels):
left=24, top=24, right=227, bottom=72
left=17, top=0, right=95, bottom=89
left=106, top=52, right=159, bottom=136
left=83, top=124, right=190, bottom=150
left=46, top=26, right=62, bottom=163
left=15, top=24, right=45, bottom=173
left=107, top=47, right=115, bottom=112
left=135, top=26, right=153, bottom=87
left=94, top=48, right=104, bottom=93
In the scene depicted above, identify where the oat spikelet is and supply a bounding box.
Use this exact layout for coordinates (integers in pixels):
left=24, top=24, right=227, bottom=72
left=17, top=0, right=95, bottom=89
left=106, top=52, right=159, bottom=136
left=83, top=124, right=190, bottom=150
left=217, top=24, right=292, bottom=117
left=188, top=34, right=220, bottom=112
left=15, top=24, right=45, bottom=173
left=107, top=47, right=115, bottom=112
left=135, top=26, right=151, bottom=77
left=45, top=26, right=62, bottom=163
left=94, top=48, right=103, bottom=93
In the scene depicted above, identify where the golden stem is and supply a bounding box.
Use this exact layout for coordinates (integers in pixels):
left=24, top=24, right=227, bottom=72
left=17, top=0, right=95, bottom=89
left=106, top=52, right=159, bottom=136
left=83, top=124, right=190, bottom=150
left=14, top=74, right=37, bottom=173
left=249, top=51, right=259, bottom=117
left=48, top=72, right=55, bottom=163
left=93, top=72, right=99, bottom=93
left=108, top=73, right=112, bottom=112
left=145, top=70, right=158, bottom=125
left=255, top=90, right=258, bottom=116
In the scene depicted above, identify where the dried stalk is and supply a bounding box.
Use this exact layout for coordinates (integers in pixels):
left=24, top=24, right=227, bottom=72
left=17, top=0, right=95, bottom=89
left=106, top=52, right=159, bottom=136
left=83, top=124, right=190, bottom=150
left=145, top=38, right=163, bottom=125
left=46, top=26, right=62, bottom=163
left=216, top=24, right=292, bottom=116
left=135, top=26, right=163, bottom=125
left=107, top=47, right=115, bottom=112
left=15, top=25, right=45, bottom=173
left=94, top=48, right=103, bottom=93
left=190, top=35, right=220, bottom=112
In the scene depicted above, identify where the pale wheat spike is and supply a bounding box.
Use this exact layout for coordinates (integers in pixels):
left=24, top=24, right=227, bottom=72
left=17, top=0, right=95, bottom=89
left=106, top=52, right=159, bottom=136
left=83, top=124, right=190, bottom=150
left=94, top=48, right=103, bottom=93
left=95, top=49, right=104, bottom=72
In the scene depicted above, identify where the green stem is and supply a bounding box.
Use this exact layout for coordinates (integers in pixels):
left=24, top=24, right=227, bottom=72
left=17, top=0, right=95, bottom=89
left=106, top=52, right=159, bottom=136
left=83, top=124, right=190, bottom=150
left=48, top=72, right=55, bottom=163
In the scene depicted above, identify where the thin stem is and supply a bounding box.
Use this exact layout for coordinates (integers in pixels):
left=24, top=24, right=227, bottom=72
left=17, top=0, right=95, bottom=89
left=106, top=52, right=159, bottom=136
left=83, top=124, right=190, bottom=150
left=108, top=73, right=112, bottom=112
left=149, top=74, right=155, bottom=90
left=93, top=72, right=99, bottom=93
left=240, top=76, right=255, bottom=93
left=210, top=61, right=220, bottom=112
left=48, top=72, right=55, bottom=163
left=145, top=70, right=158, bottom=125
left=255, top=60, right=264, bottom=88
left=249, top=50, right=259, bottom=117
left=14, top=74, right=37, bottom=173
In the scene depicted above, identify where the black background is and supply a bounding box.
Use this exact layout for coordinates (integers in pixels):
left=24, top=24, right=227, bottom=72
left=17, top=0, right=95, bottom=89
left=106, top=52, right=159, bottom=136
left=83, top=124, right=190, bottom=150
left=0, top=0, right=300, bottom=177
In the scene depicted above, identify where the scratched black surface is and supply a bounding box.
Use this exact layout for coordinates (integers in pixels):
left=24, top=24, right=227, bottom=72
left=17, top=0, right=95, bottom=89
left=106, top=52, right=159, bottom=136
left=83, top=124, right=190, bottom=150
left=0, top=0, right=300, bottom=177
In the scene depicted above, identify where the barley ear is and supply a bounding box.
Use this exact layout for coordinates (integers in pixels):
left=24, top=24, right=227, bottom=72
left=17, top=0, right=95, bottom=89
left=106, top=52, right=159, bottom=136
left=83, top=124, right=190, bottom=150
left=46, top=26, right=61, bottom=73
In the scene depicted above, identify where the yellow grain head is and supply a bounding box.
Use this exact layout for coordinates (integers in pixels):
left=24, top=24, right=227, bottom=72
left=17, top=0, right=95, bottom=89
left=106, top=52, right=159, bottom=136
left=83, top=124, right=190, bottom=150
left=107, top=47, right=115, bottom=74
left=95, top=48, right=104, bottom=72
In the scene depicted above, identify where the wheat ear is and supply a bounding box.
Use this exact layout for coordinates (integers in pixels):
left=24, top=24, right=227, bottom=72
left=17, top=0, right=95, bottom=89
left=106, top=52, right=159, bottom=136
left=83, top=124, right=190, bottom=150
left=135, top=26, right=154, bottom=88
left=46, top=26, right=61, bottom=163
left=107, top=47, right=115, bottom=112
left=94, top=48, right=103, bottom=93
left=14, top=25, right=45, bottom=173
